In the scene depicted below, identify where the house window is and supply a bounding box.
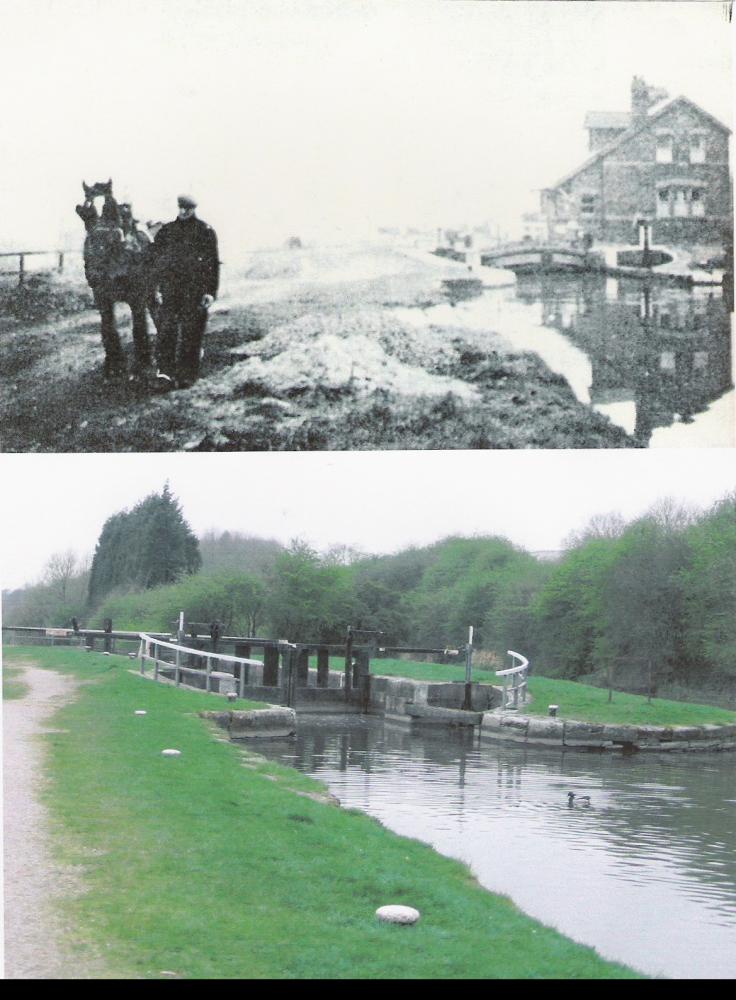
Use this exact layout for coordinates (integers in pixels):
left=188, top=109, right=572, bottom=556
left=693, top=351, right=708, bottom=370
left=689, top=134, right=706, bottom=164
left=580, top=194, right=596, bottom=216
left=656, top=133, right=673, bottom=163
left=657, top=185, right=706, bottom=219
left=673, top=189, right=688, bottom=217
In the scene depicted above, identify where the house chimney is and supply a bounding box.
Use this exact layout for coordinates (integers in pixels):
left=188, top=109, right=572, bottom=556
left=631, top=77, right=668, bottom=123
left=631, top=76, right=651, bottom=120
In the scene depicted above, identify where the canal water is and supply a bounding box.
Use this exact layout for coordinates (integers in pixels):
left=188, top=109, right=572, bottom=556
left=255, top=715, right=736, bottom=979
left=399, top=273, right=734, bottom=447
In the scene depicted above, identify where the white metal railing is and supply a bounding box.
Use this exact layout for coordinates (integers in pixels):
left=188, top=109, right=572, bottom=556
left=496, top=650, right=529, bottom=710
left=138, top=633, right=263, bottom=699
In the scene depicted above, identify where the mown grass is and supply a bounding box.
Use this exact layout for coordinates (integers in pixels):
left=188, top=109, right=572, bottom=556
left=367, top=657, right=736, bottom=726
left=4, top=645, right=639, bottom=980
left=522, top=676, right=736, bottom=726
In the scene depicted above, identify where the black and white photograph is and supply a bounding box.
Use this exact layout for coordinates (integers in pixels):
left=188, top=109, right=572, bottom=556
left=1, top=0, right=735, bottom=983
left=0, top=0, right=732, bottom=451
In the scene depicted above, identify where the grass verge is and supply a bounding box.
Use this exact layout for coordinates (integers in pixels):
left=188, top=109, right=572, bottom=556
left=4, top=645, right=638, bottom=979
left=522, top=676, right=736, bottom=726
left=367, top=657, right=736, bottom=726
left=2, top=662, right=29, bottom=699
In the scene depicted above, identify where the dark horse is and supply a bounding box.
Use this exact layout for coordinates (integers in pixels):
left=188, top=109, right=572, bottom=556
left=76, top=180, right=160, bottom=379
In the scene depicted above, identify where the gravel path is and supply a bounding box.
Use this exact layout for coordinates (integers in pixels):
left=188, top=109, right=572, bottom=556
left=3, top=662, right=101, bottom=979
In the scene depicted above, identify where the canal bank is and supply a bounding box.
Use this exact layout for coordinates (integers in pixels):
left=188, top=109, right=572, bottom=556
left=253, top=711, right=736, bottom=980
left=2, top=243, right=636, bottom=451
left=2, top=646, right=640, bottom=979
left=138, top=644, right=736, bottom=754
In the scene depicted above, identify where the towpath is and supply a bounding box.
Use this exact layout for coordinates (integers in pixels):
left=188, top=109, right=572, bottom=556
left=3, top=662, right=103, bottom=978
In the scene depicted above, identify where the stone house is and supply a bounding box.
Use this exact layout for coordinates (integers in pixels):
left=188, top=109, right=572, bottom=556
left=541, top=77, right=732, bottom=247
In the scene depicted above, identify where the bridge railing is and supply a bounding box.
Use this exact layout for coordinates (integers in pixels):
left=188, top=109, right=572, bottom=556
left=496, top=650, right=530, bottom=710
left=139, top=632, right=264, bottom=699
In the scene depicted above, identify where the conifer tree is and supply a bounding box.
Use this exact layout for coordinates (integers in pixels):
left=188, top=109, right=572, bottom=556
left=88, top=484, right=200, bottom=607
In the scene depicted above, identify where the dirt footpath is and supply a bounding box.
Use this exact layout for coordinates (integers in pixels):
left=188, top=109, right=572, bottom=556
left=0, top=245, right=633, bottom=451
left=3, top=663, right=102, bottom=979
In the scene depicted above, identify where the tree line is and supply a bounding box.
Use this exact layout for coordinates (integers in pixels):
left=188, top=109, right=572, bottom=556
left=3, top=487, right=734, bottom=700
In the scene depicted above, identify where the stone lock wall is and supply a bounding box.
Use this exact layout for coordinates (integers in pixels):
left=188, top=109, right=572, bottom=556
left=480, top=712, right=736, bottom=752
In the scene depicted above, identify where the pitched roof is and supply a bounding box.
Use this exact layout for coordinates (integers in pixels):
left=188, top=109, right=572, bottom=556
left=547, top=96, right=731, bottom=193
left=584, top=111, right=631, bottom=130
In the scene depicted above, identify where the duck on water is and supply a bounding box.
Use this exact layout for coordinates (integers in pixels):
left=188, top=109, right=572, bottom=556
left=567, top=792, right=592, bottom=807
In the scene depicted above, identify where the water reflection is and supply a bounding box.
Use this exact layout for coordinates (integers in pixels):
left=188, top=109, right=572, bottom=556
left=513, top=275, right=733, bottom=446
left=257, top=716, right=736, bottom=979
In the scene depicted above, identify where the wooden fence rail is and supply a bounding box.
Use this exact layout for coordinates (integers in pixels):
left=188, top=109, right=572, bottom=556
left=0, top=250, right=75, bottom=285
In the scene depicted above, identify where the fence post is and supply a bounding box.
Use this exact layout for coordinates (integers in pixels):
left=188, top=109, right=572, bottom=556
left=154, top=642, right=160, bottom=682
left=463, top=625, right=474, bottom=710
left=296, top=647, right=309, bottom=687
left=175, top=645, right=181, bottom=686
left=263, top=645, right=279, bottom=686
left=344, top=628, right=353, bottom=701
left=139, top=638, right=146, bottom=674
left=353, top=649, right=371, bottom=711
left=280, top=644, right=297, bottom=707
left=317, top=646, right=330, bottom=688
left=206, top=655, right=212, bottom=693
left=234, top=643, right=251, bottom=689
left=18, top=253, right=25, bottom=286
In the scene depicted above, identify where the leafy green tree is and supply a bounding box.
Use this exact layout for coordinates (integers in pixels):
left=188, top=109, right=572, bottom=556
left=483, top=556, right=552, bottom=662
left=265, top=539, right=354, bottom=642
left=681, top=493, right=736, bottom=678
left=532, top=538, right=618, bottom=677
left=198, top=530, right=283, bottom=577
left=405, top=536, right=524, bottom=647
left=600, top=509, right=692, bottom=689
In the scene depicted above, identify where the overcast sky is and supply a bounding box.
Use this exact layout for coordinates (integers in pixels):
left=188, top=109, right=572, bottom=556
left=1, top=449, right=734, bottom=591
left=1, top=0, right=731, bottom=261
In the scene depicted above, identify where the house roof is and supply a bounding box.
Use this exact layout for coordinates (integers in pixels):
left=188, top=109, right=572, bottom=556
left=546, top=96, right=731, bottom=193
left=584, top=111, right=631, bottom=130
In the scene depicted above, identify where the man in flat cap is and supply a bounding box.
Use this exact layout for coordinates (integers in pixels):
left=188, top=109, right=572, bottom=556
left=150, top=194, right=220, bottom=389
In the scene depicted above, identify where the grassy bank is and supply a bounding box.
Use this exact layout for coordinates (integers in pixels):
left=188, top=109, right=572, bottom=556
left=2, top=662, right=29, bottom=699
left=367, top=657, right=736, bottom=726
left=522, top=676, right=736, bottom=726
left=3, top=645, right=638, bottom=979
left=2, top=245, right=634, bottom=451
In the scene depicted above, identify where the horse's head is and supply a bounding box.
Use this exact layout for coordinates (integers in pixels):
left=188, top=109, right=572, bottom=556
left=82, top=179, right=113, bottom=200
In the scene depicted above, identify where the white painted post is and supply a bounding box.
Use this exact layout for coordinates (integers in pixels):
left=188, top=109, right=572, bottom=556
left=238, top=659, right=245, bottom=700
left=175, top=645, right=181, bottom=686
left=463, top=625, right=474, bottom=710
left=206, top=655, right=212, bottom=692
left=154, top=642, right=159, bottom=682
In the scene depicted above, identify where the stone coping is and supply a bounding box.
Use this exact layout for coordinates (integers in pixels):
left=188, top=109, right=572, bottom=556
left=200, top=707, right=296, bottom=739
left=479, top=711, right=736, bottom=752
